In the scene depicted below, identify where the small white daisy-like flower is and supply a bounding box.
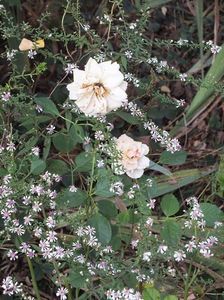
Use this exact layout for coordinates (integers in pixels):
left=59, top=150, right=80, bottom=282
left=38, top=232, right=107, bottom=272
left=1, top=91, right=11, bottom=102
left=82, top=24, right=90, bottom=31
left=174, top=250, right=186, bottom=262
left=124, top=50, right=133, bottom=59
left=175, top=99, right=186, bottom=108
left=147, top=198, right=156, bottom=209
left=129, top=22, right=137, bottom=29
left=7, top=250, right=19, bottom=261
left=64, top=63, right=76, bottom=74
left=69, top=185, right=77, bottom=192
left=28, top=49, right=37, bottom=59
left=157, top=245, right=168, bottom=254
left=35, top=104, right=43, bottom=113
left=94, top=130, right=104, bottom=141
left=97, top=159, right=105, bottom=168
left=179, top=73, right=188, bottom=81
left=210, top=44, right=222, bottom=54
left=56, top=287, right=68, bottom=300
left=46, top=125, right=55, bottom=134
left=31, top=147, right=40, bottom=156
left=7, top=49, right=17, bottom=61
left=142, top=251, right=152, bottom=262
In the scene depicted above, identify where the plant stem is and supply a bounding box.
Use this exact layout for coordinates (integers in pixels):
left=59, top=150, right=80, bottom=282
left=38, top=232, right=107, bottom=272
left=26, top=256, right=41, bottom=300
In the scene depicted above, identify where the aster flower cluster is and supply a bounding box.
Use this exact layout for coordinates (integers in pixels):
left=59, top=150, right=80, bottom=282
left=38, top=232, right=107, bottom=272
left=0, top=172, right=60, bottom=241
left=184, top=197, right=206, bottom=229
left=144, top=121, right=181, bottom=153
left=1, top=276, right=35, bottom=299
left=0, top=132, right=16, bottom=154
left=106, top=288, right=143, bottom=300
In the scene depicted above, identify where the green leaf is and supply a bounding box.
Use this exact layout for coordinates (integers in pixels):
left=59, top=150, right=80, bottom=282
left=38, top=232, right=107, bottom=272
left=88, top=213, right=112, bottom=245
left=69, top=267, right=87, bottom=288
left=160, top=194, right=180, bottom=217
left=0, top=168, right=7, bottom=176
left=143, top=287, right=160, bottom=300
left=53, top=125, right=82, bottom=153
left=34, top=97, right=60, bottom=116
left=200, top=203, right=224, bottom=227
left=30, top=158, right=46, bottom=175
left=95, top=169, right=114, bottom=197
left=43, top=136, right=51, bottom=160
left=47, top=159, right=69, bottom=175
left=115, top=111, right=141, bottom=124
left=164, top=296, right=178, bottom=300
left=148, top=0, right=173, bottom=8
left=160, top=150, right=187, bottom=166
left=172, top=43, right=224, bottom=136
left=116, top=210, right=139, bottom=224
left=18, top=136, right=38, bottom=156
left=57, top=188, right=88, bottom=208
left=97, top=200, right=118, bottom=219
left=53, top=132, right=75, bottom=153
left=75, top=151, right=93, bottom=172
left=149, top=167, right=215, bottom=198
left=161, top=219, right=182, bottom=246
left=148, top=160, right=172, bottom=176
left=196, top=0, right=204, bottom=77
left=110, top=236, right=122, bottom=251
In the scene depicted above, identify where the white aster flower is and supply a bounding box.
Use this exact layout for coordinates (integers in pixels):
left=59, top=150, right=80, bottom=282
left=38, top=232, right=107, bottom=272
left=142, top=251, right=152, bottom=262
left=56, top=287, right=68, bottom=300
left=115, top=134, right=149, bottom=179
left=67, top=58, right=128, bottom=116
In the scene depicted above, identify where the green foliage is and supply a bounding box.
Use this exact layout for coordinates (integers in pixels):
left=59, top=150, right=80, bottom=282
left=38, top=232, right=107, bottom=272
left=159, top=150, right=187, bottom=166
left=88, top=213, right=112, bottom=245
left=200, top=203, right=224, bottom=227
left=143, top=287, right=160, bottom=300
left=30, top=158, right=46, bottom=175
left=161, top=219, right=182, bottom=246
left=95, top=168, right=115, bottom=197
left=75, top=151, right=94, bottom=172
left=57, top=188, right=88, bottom=208
left=69, top=267, right=88, bottom=288
left=160, top=194, right=180, bottom=217
left=0, top=0, right=223, bottom=299
left=53, top=125, right=83, bottom=153
left=47, top=159, right=69, bottom=175
left=97, top=200, right=118, bottom=219
left=34, top=97, right=60, bottom=117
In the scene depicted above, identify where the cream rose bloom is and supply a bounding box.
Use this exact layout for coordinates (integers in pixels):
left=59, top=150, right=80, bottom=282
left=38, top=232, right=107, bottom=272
left=66, top=58, right=128, bottom=116
left=116, top=134, right=149, bottom=179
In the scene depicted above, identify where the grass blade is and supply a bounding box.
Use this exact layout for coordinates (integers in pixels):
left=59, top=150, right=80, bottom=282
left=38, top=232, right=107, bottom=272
left=148, top=167, right=216, bottom=198
left=195, top=0, right=204, bottom=77
left=171, top=44, right=224, bottom=136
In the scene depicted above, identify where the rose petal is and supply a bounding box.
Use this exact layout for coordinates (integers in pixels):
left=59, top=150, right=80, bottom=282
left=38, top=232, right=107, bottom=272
left=127, top=168, right=144, bottom=179
left=138, top=156, right=149, bottom=169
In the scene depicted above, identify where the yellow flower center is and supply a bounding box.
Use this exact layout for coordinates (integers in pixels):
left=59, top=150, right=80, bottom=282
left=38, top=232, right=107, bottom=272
left=82, top=82, right=109, bottom=98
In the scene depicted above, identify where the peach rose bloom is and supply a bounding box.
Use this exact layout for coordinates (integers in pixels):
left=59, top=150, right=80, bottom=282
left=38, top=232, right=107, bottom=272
left=67, top=58, right=128, bottom=116
left=116, top=134, right=149, bottom=179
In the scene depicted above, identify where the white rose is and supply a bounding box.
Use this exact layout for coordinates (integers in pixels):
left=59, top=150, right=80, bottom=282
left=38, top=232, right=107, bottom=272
left=67, top=58, right=128, bottom=116
left=116, top=134, right=149, bottom=179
